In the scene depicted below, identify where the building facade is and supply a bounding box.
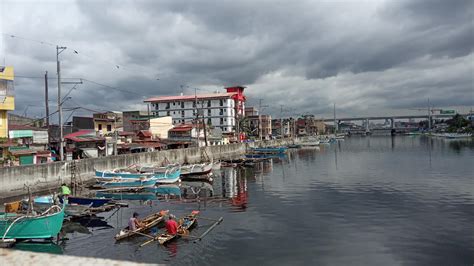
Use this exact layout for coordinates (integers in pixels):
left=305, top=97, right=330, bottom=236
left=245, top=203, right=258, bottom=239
left=144, top=87, right=246, bottom=135
left=93, top=112, right=123, bottom=136
left=0, top=66, right=15, bottom=139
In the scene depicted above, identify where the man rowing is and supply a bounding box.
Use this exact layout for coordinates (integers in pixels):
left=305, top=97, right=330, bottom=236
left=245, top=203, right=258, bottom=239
left=129, top=212, right=144, bottom=231
left=165, top=214, right=178, bottom=235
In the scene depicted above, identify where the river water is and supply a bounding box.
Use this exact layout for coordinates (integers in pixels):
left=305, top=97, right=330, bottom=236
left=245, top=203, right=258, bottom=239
left=16, top=136, right=474, bottom=265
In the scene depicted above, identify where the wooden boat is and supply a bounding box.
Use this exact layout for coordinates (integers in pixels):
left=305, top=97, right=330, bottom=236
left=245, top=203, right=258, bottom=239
left=251, top=147, right=287, bottom=154
left=67, top=196, right=112, bottom=207
left=95, top=191, right=157, bottom=201
left=0, top=204, right=65, bottom=240
left=180, top=163, right=213, bottom=176
left=156, top=210, right=199, bottom=245
left=95, top=177, right=157, bottom=189
left=287, top=144, right=302, bottom=148
left=95, top=166, right=181, bottom=182
left=153, top=167, right=181, bottom=184
left=115, top=210, right=169, bottom=241
left=300, top=138, right=320, bottom=146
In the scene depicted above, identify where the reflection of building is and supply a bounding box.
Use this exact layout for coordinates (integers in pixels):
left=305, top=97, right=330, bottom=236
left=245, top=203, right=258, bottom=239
left=0, top=66, right=15, bottom=139
left=221, top=167, right=248, bottom=210
left=254, top=160, right=273, bottom=174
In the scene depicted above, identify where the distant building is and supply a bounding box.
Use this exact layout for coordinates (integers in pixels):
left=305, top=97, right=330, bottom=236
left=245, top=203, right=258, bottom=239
left=245, top=107, right=271, bottom=139
left=122, top=111, right=149, bottom=132
left=93, top=112, right=123, bottom=136
left=72, top=116, right=94, bottom=132
left=144, top=86, right=246, bottom=136
left=0, top=66, right=15, bottom=139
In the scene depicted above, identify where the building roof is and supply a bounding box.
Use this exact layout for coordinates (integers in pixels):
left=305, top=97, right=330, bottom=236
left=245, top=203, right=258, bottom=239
left=10, top=149, right=37, bottom=156
left=169, top=124, right=194, bottom=132
left=144, top=92, right=236, bottom=103
left=64, top=130, right=105, bottom=143
left=138, top=130, right=152, bottom=137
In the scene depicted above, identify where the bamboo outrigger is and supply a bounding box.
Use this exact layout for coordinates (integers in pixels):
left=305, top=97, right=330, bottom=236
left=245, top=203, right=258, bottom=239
left=115, top=210, right=168, bottom=241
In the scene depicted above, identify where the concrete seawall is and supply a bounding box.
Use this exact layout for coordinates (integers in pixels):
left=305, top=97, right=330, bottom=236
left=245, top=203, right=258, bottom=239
left=0, top=139, right=294, bottom=199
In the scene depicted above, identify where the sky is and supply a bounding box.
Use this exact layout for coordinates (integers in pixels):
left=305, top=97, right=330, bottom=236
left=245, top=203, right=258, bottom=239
left=0, top=0, right=473, bottom=121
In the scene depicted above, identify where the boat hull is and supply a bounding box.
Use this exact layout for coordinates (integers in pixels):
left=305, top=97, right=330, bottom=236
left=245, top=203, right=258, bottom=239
left=67, top=196, right=112, bottom=208
left=180, top=163, right=213, bottom=176
left=96, top=178, right=157, bottom=188
left=0, top=206, right=65, bottom=239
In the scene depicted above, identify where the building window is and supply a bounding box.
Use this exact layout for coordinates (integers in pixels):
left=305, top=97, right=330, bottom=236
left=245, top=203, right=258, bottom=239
left=219, top=109, right=223, bottom=115
left=107, top=125, right=112, bottom=132
left=98, top=124, right=102, bottom=130
left=166, top=103, right=170, bottom=109
left=207, top=118, right=211, bottom=125
left=173, top=102, right=176, bottom=106
left=207, top=100, right=211, bottom=107
left=208, top=109, right=211, bottom=116
left=181, top=102, right=184, bottom=108
left=181, top=110, right=185, bottom=117
left=173, top=111, right=175, bottom=114
left=193, top=101, right=196, bottom=107
left=220, top=118, right=223, bottom=124
left=219, top=99, right=223, bottom=106
left=167, top=111, right=170, bottom=116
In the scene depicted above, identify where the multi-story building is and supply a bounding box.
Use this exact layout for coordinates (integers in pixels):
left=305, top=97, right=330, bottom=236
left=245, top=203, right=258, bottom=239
left=144, top=86, right=246, bottom=135
left=245, top=107, right=272, bottom=139
left=93, top=112, right=123, bottom=136
left=0, top=66, right=15, bottom=139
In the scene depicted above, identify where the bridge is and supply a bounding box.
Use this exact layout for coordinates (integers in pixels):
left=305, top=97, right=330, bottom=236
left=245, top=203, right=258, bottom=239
left=321, top=113, right=466, bottom=134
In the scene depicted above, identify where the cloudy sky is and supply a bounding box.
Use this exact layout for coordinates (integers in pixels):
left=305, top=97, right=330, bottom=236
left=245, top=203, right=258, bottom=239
left=0, top=0, right=472, bottom=120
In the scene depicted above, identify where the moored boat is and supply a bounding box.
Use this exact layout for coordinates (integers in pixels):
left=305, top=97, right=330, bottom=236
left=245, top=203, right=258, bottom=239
left=0, top=204, right=65, bottom=240
left=95, top=177, right=157, bottom=189
left=251, top=147, right=287, bottom=154
left=115, top=210, right=169, bottom=241
left=67, top=196, right=112, bottom=207
left=180, top=163, right=213, bottom=176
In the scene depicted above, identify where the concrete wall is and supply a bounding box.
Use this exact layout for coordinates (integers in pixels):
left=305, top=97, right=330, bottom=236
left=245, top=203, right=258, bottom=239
left=0, top=139, right=295, bottom=198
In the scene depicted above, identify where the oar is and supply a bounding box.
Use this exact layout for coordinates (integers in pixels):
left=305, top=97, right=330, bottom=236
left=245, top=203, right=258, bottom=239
left=195, top=217, right=223, bottom=241
left=134, top=231, right=155, bottom=239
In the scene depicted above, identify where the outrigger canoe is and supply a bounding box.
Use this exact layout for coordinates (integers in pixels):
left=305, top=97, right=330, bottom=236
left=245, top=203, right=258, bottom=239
left=115, top=210, right=168, bottom=241
left=157, top=210, right=199, bottom=245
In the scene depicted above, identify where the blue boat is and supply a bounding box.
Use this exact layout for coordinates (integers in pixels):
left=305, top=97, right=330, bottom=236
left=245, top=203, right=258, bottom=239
left=251, top=147, right=287, bottom=154
left=245, top=153, right=287, bottom=159
left=95, top=191, right=157, bottom=201
left=67, top=196, right=112, bottom=207
left=96, top=177, right=157, bottom=189
left=95, top=167, right=181, bottom=183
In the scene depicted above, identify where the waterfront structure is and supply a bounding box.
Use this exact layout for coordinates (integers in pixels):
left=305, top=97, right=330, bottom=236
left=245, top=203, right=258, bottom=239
left=64, top=130, right=106, bottom=159
left=144, top=86, right=246, bottom=136
left=0, top=66, right=15, bottom=139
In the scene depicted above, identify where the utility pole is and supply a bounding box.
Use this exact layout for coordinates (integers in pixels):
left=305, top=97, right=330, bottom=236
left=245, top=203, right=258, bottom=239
left=44, top=71, right=50, bottom=146
left=258, top=99, right=263, bottom=141
left=280, top=105, right=283, bottom=138
left=56, top=45, right=67, bottom=161
left=200, top=100, right=208, bottom=146
left=333, top=103, right=337, bottom=134
left=428, top=98, right=431, bottom=132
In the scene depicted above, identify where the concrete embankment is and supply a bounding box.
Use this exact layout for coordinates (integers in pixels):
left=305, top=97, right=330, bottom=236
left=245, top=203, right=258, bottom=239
left=0, top=139, right=294, bottom=199
left=0, top=248, right=158, bottom=266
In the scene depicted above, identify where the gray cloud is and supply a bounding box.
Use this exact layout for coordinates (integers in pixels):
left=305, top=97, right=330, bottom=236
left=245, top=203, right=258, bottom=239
left=0, top=0, right=472, bottom=120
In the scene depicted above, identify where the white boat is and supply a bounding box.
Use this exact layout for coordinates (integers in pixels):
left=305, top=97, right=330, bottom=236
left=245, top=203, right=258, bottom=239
left=180, top=163, right=213, bottom=176
left=300, top=138, right=320, bottom=146
left=443, top=133, right=472, bottom=139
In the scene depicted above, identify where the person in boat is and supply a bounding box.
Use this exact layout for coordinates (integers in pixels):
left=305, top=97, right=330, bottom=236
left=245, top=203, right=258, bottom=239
left=129, top=212, right=144, bottom=231
left=165, top=214, right=178, bottom=235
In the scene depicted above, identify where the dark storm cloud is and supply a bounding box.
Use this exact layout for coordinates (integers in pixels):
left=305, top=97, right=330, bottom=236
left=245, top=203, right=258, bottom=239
left=1, top=0, right=472, bottom=119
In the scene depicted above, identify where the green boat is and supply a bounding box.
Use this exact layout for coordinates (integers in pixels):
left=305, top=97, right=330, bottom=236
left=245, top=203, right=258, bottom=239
left=0, top=204, right=65, bottom=240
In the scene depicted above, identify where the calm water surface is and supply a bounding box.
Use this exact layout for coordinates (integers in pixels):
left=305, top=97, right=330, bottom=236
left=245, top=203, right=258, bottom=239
left=19, top=136, right=474, bottom=265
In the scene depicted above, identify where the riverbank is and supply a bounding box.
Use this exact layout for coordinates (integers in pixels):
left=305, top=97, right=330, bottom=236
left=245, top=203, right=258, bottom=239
left=0, top=138, right=295, bottom=199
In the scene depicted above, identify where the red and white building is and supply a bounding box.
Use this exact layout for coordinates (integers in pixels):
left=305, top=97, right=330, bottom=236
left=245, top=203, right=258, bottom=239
left=144, top=86, right=246, bottom=135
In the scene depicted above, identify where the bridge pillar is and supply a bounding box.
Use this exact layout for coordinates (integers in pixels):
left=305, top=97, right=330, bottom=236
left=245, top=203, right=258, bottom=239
left=390, top=118, right=395, bottom=129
